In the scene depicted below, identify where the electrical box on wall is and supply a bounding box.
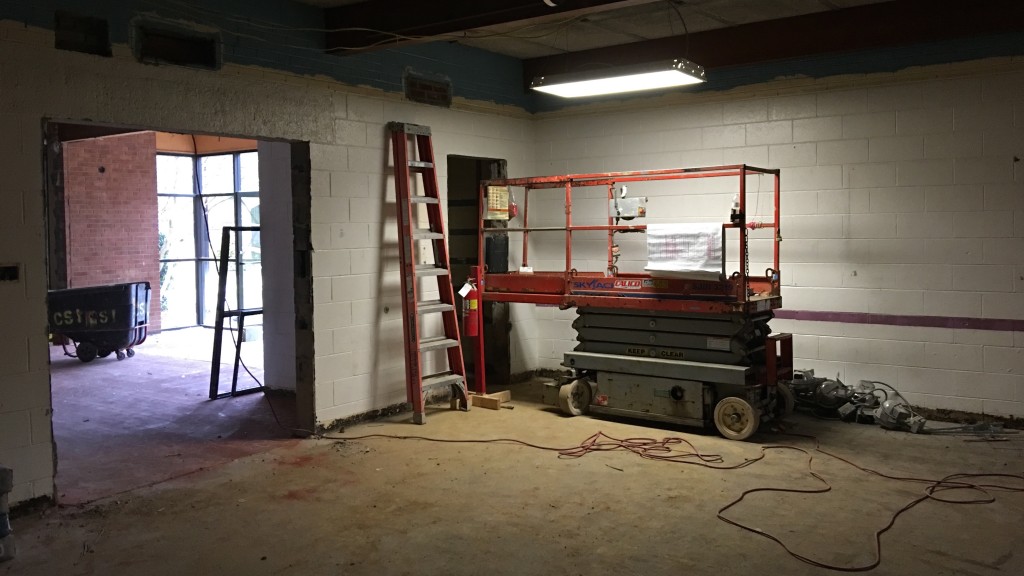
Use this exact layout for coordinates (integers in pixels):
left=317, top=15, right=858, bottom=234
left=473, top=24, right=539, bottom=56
left=485, top=186, right=510, bottom=220
left=610, top=196, right=647, bottom=220
left=0, top=264, right=19, bottom=282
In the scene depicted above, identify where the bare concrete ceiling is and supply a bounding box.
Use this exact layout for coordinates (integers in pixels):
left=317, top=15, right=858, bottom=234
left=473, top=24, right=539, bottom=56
left=290, top=0, right=1024, bottom=91
left=457, top=0, right=891, bottom=59
left=292, top=0, right=366, bottom=6
left=293, top=0, right=891, bottom=58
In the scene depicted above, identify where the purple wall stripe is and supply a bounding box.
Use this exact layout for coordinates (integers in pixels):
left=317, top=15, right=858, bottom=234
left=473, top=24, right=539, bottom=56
left=773, top=310, right=1024, bottom=332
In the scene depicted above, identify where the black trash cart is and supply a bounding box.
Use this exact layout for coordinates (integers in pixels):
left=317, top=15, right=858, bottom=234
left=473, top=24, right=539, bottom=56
left=48, top=281, right=151, bottom=362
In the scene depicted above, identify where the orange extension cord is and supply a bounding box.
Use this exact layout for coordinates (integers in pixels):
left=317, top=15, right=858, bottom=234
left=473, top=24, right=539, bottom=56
left=319, top=429, right=1024, bottom=572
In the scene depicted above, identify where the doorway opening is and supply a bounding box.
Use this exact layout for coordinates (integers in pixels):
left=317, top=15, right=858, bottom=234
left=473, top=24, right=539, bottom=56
left=446, top=155, right=510, bottom=389
left=43, top=122, right=312, bottom=505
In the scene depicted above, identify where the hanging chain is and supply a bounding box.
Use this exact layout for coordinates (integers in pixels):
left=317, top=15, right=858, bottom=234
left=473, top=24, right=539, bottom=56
left=744, top=229, right=750, bottom=295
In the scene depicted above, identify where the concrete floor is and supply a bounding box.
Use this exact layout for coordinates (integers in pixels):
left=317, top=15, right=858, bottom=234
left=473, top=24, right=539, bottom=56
left=8, top=381, right=1024, bottom=576
left=50, top=328, right=294, bottom=505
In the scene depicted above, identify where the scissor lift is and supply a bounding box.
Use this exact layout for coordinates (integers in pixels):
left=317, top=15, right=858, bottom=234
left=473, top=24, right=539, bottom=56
left=471, top=165, right=793, bottom=440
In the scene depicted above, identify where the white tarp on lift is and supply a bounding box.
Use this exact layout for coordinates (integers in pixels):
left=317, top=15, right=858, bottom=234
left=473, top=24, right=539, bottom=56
left=645, top=222, right=723, bottom=280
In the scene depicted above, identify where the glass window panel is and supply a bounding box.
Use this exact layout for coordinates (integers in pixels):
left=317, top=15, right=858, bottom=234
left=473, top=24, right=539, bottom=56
left=200, top=155, right=235, bottom=195
left=241, top=261, right=263, bottom=310
left=236, top=226, right=261, bottom=263
left=159, top=262, right=197, bottom=329
left=201, top=195, right=237, bottom=255
left=201, top=260, right=237, bottom=325
left=235, top=220, right=262, bottom=312
left=157, top=155, right=194, bottom=195
left=240, top=196, right=260, bottom=227
left=239, top=151, right=259, bottom=192
left=240, top=197, right=261, bottom=259
left=158, top=196, right=196, bottom=260
left=163, top=153, right=268, bottom=328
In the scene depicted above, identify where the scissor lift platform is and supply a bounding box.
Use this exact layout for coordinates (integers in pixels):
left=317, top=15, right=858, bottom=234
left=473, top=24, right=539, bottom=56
left=467, top=165, right=792, bottom=440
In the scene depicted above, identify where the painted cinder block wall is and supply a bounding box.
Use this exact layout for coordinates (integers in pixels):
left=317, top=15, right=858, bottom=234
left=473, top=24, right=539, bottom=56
left=308, top=99, right=536, bottom=423
left=0, top=20, right=534, bottom=504
left=257, top=140, right=298, bottom=392
left=2, top=10, right=1022, bottom=507
left=524, top=62, right=1024, bottom=418
left=63, top=131, right=162, bottom=332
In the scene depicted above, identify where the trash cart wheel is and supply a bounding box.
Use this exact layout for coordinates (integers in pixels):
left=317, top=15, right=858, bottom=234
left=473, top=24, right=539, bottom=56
left=713, top=396, right=760, bottom=441
left=77, top=342, right=98, bottom=363
left=115, top=350, right=126, bottom=361
left=98, top=350, right=112, bottom=359
left=126, top=348, right=135, bottom=358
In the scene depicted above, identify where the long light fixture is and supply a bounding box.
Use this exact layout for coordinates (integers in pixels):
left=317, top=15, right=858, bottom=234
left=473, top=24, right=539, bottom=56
left=530, top=58, right=706, bottom=98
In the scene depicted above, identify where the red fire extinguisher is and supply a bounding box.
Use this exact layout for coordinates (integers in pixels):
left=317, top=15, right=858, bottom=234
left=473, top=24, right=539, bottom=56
left=463, top=282, right=479, bottom=337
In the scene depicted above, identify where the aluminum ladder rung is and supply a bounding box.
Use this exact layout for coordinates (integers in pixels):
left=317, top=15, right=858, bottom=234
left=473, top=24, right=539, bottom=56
left=415, top=266, right=449, bottom=277
left=412, top=229, right=444, bottom=240
left=418, top=300, right=455, bottom=314
left=410, top=196, right=439, bottom=204
left=422, top=372, right=464, bottom=391
left=419, top=337, right=461, bottom=353
left=409, top=161, right=434, bottom=171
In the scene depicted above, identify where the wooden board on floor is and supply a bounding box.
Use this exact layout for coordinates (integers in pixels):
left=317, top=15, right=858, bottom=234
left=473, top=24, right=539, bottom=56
left=470, top=390, right=511, bottom=410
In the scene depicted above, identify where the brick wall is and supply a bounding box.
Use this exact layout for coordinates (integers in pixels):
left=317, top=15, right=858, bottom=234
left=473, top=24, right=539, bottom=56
left=63, top=132, right=161, bottom=333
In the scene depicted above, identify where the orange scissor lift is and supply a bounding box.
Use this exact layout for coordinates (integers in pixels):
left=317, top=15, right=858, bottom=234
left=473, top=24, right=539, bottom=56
left=470, top=165, right=793, bottom=440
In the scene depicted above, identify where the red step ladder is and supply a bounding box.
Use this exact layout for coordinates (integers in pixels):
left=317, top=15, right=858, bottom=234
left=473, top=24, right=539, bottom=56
left=388, top=122, right=470, bottom=424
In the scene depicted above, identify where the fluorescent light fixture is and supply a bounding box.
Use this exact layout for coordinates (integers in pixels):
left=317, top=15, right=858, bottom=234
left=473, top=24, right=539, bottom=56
left=530, top=58, right=706, bottom=98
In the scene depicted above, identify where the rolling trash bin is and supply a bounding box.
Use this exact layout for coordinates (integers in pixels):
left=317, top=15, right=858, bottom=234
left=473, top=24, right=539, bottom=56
left=47, top=281, right=151, bottom=362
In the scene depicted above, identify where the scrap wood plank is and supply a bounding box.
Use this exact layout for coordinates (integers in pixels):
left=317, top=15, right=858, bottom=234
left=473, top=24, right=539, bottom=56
left=470, top=390, right=511, bottom=410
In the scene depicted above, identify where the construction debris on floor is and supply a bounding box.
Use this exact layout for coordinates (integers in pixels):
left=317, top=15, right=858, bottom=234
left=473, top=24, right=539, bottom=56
left=786, top=369, right=926, bottom=432
left=784, top=370, right=1019, bottom=440
left=469, top=390, right=512, bottom=410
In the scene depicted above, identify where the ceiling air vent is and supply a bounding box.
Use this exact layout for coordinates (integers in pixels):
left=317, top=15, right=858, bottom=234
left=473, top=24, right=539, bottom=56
left=404, top=69, right=452, bottom=108
left=54, top=11, right=112, bottom=57
left=134, top=23, right=220, bottom=70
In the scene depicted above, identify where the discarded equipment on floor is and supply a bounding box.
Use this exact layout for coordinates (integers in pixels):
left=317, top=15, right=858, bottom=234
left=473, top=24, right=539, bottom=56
left=209, top=226, right=264, bottom=400
left=474, top=165, right=790, bottom=440
left=0, top=466, right=14, bottom=562
left=47, top=281, right=150, bottom=363
left=785, top=370, right=927, bottom=433
left=389, top=122, right=471, bottom=424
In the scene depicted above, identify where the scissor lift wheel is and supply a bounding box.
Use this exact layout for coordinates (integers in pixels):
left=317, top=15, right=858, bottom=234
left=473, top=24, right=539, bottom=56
left=776, top=383, right=795, bottom=418
left=558, top=379, right=592, bottom=416
left=713, top=396, right=760, bottom=440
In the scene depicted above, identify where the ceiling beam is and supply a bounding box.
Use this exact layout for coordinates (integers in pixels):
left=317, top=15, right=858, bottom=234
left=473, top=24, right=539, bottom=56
left=523, top=0, right=1024, bottom=84
left=56, top=125, right=145, bottom=143
left=325, top=0, right=652, bottom=53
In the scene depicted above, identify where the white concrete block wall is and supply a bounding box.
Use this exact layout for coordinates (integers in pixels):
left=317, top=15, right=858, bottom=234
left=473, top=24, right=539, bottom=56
left=527, top=63, right=1024, bottom=417
left=308, top=98, right=536, bottom=424
left=2, top=18, right=1021, bottom=507
left=258, top=141, right=297, bottom=392
left=0, top=22, right=534, bottom=504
